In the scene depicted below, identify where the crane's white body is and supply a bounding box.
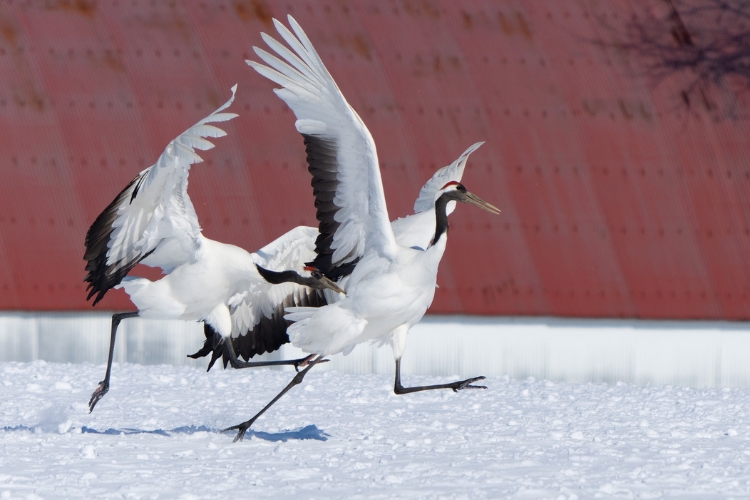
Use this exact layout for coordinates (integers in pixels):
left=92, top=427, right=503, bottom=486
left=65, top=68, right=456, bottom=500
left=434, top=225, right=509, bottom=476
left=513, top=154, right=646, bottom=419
left=120, top=226, right=318, bottom=338
left=85, top=84, right=320, bottom=341
left=288, top=236, right=447, bottom=357
left=249, top=18, right=485, bottom=359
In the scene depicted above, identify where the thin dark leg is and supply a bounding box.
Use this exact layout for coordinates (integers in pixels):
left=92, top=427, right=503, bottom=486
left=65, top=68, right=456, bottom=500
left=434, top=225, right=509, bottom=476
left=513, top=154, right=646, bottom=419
left=223, top=355, right=323, bottom=442
left=393, top=358, right=487, bottom=395
left=221, top=340, right=325, bottom=372
left=89, top=311, right=139, bottom=412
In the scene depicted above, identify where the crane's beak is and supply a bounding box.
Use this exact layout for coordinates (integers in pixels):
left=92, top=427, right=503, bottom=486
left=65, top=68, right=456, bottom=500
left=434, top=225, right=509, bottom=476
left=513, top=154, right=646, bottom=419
left=318, top=275, right=346, bottom=295
left=462, top=191, right=501, bottom=215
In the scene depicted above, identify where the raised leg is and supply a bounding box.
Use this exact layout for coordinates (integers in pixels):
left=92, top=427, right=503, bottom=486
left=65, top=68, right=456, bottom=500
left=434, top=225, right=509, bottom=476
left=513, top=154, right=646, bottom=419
left=393, top=358, right=487, bottom=395
left=223, top=355, right=323, bottom=442
left=221, top=338, right=324, bottom=372
left=187, top=323, right=324, bottom=373
left=89, top=311, right=139, bottom=412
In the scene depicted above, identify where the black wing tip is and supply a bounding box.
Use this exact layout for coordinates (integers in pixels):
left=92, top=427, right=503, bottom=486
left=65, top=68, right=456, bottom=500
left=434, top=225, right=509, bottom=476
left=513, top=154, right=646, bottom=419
left=82, top=173, right=145, bottom=305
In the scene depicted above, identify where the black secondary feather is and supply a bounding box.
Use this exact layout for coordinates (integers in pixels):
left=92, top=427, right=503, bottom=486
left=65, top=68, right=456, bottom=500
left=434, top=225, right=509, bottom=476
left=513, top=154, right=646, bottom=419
left=301, top=133, right=343, bottom=278
left=188, top=288, right=328, bottom=371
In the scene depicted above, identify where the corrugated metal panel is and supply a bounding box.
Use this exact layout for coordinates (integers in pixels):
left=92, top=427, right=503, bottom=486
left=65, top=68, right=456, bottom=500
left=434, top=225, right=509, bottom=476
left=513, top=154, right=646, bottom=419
left=0, top=0, right=748, bottom=318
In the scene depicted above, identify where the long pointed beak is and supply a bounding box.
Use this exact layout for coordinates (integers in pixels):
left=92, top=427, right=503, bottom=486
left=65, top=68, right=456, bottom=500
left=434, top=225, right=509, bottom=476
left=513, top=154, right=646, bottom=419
left=463, top=191, right=501, bottom=215
left=319, top=275, right=346, bottom=295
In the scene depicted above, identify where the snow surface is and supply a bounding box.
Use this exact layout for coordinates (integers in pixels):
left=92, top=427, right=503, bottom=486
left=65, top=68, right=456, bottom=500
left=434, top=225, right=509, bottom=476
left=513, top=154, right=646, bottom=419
left=2, top=361, right=750, bottom=499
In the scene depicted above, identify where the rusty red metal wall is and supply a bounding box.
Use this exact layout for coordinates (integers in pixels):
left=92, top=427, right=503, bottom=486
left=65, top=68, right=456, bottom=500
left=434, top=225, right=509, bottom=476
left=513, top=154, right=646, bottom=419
left=1, top=0, right=749, bottom=319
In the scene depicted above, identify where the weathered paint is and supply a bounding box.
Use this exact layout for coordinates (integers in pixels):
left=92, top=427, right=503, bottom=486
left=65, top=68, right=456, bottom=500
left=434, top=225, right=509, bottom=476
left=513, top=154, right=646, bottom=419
left=0, top=1, right=748, bottom=319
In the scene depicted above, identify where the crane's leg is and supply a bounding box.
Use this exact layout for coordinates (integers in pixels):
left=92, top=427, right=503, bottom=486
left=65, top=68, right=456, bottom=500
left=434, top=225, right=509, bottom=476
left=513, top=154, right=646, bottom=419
left=188, top=323, right=323, bottom=372
left=89, top=311, right=139, bottom=412
left=223, top=355, right=324, bottom=442
left=222, top=339, right=323, bottom=372
left=388, top=325, right=486, bottom=394
left=393, top=358, right=487, bottom=395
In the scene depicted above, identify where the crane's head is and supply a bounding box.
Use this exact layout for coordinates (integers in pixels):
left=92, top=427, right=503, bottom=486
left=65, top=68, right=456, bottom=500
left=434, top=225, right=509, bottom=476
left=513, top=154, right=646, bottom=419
left=300, top=266, right=346, bottom=294
left=255, top=264, right=346, bottom=295
left=438, top=181, right=500, bottom=215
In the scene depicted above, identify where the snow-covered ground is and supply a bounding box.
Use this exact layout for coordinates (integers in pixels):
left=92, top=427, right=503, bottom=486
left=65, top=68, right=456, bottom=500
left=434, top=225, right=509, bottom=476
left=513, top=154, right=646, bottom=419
left=2, top=361, right=750, bottom=499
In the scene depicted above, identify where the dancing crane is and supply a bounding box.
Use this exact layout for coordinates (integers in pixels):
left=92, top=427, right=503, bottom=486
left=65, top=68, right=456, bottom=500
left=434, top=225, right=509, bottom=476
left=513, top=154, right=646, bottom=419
left=83, top=85, right=343, bottom=412
left=193, top=140, right=481, bottom=370
left=225, top=17, right=500, bottom=441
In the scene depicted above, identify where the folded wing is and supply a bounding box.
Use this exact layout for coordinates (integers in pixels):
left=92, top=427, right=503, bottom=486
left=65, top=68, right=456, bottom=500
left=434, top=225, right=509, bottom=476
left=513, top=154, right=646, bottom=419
left=192, top=226, right=329, bottom=369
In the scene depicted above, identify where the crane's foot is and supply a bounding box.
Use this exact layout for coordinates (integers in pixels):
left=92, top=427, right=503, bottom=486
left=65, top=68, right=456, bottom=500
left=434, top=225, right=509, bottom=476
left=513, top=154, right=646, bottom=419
left=294, top=354, right=329, bottom=372
left=223, top=356, right=323, bottom=442
left=451, top=376, right=487, bottom=392
left=222, top=418, right=257, bottom=442
left=88, top=380, right=109, bottom=412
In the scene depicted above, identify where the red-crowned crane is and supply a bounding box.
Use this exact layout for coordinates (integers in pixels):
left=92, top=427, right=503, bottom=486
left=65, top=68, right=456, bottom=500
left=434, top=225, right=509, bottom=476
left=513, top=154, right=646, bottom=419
left=225, top=17, right=500, bottom=441
left=194, top=140, right=483, bottom=370
left=83, top=85, right=344, bottom=412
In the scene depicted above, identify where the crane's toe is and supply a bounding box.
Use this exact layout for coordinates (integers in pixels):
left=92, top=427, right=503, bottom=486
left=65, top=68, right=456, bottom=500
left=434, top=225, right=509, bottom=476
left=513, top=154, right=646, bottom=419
left=222, top=421, right=252, bottom=442
left=452, top=376, right=487, bottom=392
left=88, top=380, right=109, bottom=412
left=294, top=355, right=329, bottom=372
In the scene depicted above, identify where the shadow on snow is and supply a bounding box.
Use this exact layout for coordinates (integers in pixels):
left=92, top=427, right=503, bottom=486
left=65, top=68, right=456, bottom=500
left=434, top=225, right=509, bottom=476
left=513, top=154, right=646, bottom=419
left=2, top=424, right=329, bottom=442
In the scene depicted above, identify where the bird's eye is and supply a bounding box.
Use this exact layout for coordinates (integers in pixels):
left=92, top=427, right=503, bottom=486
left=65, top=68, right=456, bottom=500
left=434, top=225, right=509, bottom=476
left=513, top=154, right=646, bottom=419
left=457, top=184, right=467, bottom=192
left=311, top=270, right=322, bottom=279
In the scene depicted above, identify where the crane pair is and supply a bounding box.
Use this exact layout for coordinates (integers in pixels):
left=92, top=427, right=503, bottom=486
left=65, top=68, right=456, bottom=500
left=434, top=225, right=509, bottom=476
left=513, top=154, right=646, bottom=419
left=84, top=16, right=500, bottom=442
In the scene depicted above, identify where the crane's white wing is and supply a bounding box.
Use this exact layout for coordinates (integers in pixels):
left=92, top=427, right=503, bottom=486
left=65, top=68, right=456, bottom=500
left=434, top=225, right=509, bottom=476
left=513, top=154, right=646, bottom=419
left=84, top=85, right=238, bottom=305
left=247, top=16, right=397, bottom=277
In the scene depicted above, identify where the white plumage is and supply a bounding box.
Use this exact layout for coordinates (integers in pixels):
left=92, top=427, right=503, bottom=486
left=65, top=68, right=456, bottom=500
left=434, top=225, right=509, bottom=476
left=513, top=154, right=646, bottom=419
left=248, top=17, right=499, bottom=360
left=83, top=85, right=341, bottom=411
left=225, top=16, right=499, bottom=442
